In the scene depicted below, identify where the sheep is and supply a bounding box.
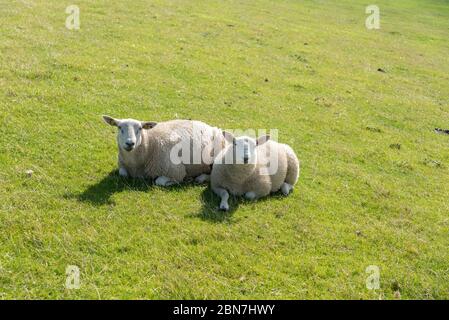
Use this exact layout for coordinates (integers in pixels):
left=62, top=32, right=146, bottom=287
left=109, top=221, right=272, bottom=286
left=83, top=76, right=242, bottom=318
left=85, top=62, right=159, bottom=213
left=102, top=116, right=225, bottom=186
left=210, top=132, right=299, bottom=211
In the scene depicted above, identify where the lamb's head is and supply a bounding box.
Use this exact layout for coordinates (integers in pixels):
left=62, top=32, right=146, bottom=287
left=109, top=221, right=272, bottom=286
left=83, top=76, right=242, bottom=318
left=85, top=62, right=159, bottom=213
left=222, top=131, right=270, bottom=165
left=103, top=115, right=157, bottom=152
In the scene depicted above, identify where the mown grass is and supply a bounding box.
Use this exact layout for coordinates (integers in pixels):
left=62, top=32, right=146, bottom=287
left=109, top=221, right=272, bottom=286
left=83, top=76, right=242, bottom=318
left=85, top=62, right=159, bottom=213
left=0, top=0, right=448, bottom=299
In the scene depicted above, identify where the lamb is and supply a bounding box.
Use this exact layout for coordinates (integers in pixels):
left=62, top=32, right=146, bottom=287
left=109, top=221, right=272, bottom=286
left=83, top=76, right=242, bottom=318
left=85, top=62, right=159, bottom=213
left=102, top=116, right=225, bottom=186
left=210, top=132, right=299, bottom=211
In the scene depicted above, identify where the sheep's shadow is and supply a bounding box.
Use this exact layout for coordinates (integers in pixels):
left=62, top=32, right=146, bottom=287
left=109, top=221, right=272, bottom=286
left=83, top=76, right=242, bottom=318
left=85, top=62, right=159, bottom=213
left=64, top=170, right=153, bottom=205
left=70, top=170, right=225, bottom=206
left=70, top=170, right=238, bottom=221
left=68, top=170, right=290, bottom=222
left=191, top=186, right=239, bottom=223
left=192, top=187, right=290, bottom=223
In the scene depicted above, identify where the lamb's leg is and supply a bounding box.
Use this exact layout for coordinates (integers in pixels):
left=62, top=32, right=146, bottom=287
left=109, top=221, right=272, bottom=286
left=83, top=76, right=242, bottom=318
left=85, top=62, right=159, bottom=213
left=281, top=182, right=293, bottom=196
left=213, top=187, right=230, bottom=211
left=155, top=176, right=177, bottom=187
left=195, top=174, right=210, bottom=184
left=118, top=167, right=128, bottom=177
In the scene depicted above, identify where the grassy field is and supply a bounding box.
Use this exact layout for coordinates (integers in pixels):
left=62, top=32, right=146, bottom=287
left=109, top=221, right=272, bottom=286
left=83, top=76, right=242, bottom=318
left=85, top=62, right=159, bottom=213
left=0, top=0, right=448, bottom=299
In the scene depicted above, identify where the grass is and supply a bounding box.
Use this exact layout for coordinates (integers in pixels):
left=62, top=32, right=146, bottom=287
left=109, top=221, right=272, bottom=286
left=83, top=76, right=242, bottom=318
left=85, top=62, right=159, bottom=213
left=0, top=0, right=448, bottom=299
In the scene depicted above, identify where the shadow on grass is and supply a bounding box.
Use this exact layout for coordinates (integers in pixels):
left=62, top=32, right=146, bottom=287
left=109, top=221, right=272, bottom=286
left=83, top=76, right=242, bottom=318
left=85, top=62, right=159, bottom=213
left=64, top=170, right=154, bottom=205
left=192, top=187, right=290, bottom=223
left=67, top=170, right=214, bottom=206
left=70, top=169, right=240, bottom=222
left=67, top=170, right=290, bottom=223
left=189, top=186, right=240, bottom=223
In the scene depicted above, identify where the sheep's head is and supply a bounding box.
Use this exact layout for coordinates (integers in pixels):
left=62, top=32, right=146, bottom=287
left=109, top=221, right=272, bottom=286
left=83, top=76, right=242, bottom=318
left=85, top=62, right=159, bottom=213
left=103, top=115, right=157, bottom=152
left=222, top=131, right=270, bottom=165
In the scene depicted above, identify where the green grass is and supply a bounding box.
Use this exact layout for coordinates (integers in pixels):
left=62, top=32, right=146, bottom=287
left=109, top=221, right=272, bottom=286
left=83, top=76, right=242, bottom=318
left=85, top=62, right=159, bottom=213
left=1, top=0, right=448, bottom=299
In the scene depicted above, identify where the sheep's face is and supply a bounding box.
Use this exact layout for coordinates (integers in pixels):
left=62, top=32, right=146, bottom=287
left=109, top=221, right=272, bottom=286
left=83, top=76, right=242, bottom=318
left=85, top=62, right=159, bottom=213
left=103, top=116, right=157, bottom=152
left=222, top=132, right=270, bottom=165
left=233, top=136, right=257, bottom=165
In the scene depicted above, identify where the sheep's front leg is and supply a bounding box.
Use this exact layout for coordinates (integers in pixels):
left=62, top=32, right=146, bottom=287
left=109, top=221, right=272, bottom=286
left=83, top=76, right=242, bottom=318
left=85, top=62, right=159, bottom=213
left=213, top=187, right=230, bottom=211
left=118, top=156, right=128, bottom=177
left=155, top=176, right=177, bottom=187
left=118, top=167, right=128, bottom=177
left=195, top=174, right=210, bottom=184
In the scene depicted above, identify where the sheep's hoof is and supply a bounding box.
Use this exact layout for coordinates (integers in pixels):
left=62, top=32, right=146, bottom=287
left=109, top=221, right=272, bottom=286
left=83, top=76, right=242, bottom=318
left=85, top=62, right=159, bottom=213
left=281, top=183, right=293, bottom=196
left=244, top=192, right=257, bottom=200
left=219, top=203, right=229, bottom=211
left=155, top=176, right=175, bottom=187
left=118, top=168, right=128, bottom=177
left=195, top=174, right=210, bottom=184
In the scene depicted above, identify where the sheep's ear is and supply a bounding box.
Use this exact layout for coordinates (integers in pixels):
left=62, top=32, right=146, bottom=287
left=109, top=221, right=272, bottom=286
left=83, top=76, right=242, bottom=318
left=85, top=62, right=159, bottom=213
left=103, top=115, right=119, bottom=127
left=256, top=135, right=270, bottom=145
left=141, top=121, right=157, bottom=129
left=222, top=131, right=234, bottom=143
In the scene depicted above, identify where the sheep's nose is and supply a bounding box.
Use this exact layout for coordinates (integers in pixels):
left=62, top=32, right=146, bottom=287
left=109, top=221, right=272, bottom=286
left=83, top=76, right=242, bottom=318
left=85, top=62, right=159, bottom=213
left=126, top=141, right=135, bottom=147
left=243, top=156, right=249, bottom=164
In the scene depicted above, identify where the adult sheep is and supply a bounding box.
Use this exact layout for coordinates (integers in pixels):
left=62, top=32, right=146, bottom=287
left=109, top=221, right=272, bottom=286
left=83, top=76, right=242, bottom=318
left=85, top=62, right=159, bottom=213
left=102, top=115, right=225, bottom=186
left=211, top=132, right=299, bottom=211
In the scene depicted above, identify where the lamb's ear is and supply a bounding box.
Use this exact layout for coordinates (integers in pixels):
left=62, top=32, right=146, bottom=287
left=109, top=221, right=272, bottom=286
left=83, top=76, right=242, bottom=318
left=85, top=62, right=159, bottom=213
left=103, top=115, right=119, bottom=127
left=222, top=131, right=235, bottom=143
left=256, top=135, right=270, bottom=145
left=141, top=121, right=157, bottom=129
